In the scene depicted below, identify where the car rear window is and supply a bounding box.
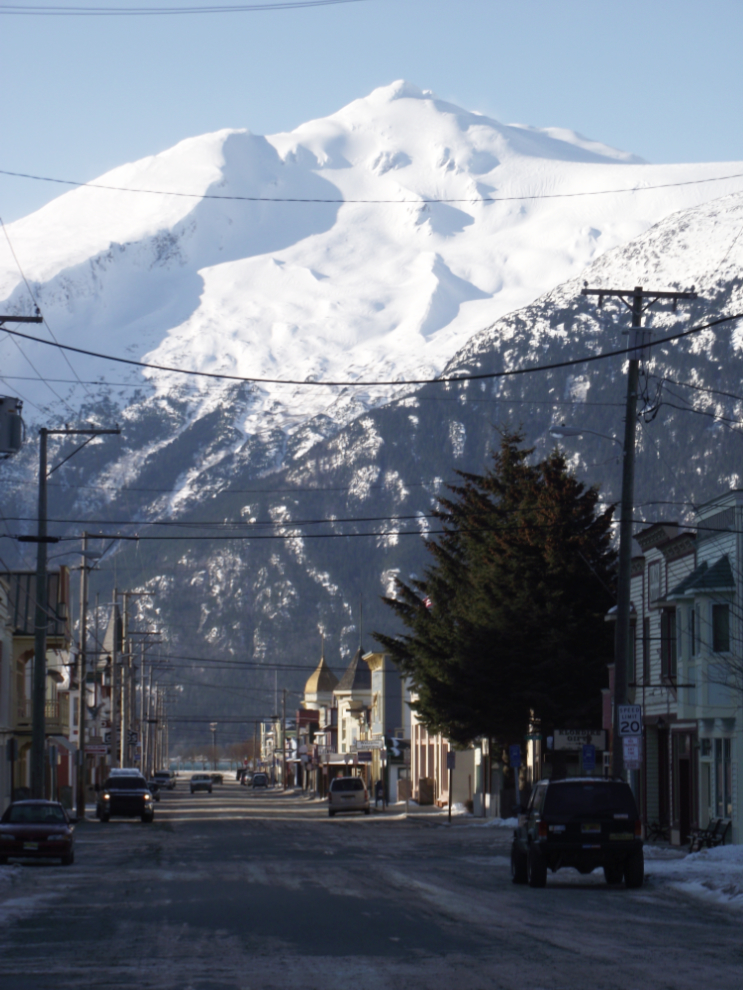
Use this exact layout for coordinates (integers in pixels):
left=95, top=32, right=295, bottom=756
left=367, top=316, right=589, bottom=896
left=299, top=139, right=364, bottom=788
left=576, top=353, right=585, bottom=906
left=6, top=804, right=67, bottom=824
left=543, top=782, right=637, bottom=819
left=331, top=778, right=365, bottom=792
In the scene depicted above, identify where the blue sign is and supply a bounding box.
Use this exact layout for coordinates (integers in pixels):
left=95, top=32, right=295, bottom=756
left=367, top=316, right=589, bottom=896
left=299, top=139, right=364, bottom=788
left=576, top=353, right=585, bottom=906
left=509, top=744, right=521, bottom=769
left=582, top=744, right=596, bottom=772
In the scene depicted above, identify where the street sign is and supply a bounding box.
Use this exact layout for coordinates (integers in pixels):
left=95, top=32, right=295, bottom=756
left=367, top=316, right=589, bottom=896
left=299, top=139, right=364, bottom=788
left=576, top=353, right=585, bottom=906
left=85, top=745, right=109, bottom=755
left=351, top=739, right=385, bottom=751
left=623, top=735, right=642, bottom=770
left=554, top=730, right=606, bottom=751
left=618, top=705, right=642, bottom=737
left=582, top=744, right=596, bottom=772
left=509, top=744, right=521, bottom=769
left=446, top=751, right=456, bottom=771
left=356, top=751, right=372, bottom=763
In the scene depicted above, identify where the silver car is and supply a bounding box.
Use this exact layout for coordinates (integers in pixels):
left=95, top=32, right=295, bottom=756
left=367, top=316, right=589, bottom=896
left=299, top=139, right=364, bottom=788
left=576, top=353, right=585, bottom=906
left=190, top=773, right=213, bottom=794
left=328, top=776, right=370, bottom=817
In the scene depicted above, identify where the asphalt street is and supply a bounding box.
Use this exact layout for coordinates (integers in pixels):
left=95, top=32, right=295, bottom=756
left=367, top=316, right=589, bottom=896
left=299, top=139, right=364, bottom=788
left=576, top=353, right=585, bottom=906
left=0, top=779, right=740, bottom=990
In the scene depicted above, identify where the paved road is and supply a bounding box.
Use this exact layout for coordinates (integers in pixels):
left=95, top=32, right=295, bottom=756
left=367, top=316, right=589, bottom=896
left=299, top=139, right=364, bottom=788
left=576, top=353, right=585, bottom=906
left=0, top=780, right=740, bottom=989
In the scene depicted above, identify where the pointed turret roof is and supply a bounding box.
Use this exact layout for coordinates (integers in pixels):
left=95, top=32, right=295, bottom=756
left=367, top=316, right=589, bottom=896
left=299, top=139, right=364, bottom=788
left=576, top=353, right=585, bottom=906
left=335, top=647, right=372, bottom=693
left=304, top=655, right=339, bottom=696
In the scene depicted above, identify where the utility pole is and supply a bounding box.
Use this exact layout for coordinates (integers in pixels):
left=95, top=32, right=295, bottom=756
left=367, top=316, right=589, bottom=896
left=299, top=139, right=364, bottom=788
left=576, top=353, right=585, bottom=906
left=282, top=688, right=287, bottom=791
left=210, top=722, right=218, bottom=770
left=76, top=533, right=89, bottom=819
left=110, top=587, right=120, bottom=768
left=29, top=424, right=119, bottom=798
left=118, top=592, right=153, bottom=768
left=149, top=669, right=155, bottom=774
left=581, top=284, right=697, bottom=779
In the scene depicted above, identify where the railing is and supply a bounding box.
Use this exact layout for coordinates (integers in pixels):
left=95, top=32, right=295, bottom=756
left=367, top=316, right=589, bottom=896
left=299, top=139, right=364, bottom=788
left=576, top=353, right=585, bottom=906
left=14, top=695, right=70, bottom=732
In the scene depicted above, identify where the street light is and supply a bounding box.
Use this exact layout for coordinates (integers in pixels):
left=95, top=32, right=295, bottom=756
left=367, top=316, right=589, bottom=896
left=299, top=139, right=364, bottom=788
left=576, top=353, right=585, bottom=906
left=210, top=722, right=218, bottom=771
left=549, top=424, right=622, bottom=447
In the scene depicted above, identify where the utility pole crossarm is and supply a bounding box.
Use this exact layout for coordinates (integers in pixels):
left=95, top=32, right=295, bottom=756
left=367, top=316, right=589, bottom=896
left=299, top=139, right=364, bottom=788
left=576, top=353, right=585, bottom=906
left=0, top=314, right=43, bottom=324
left=581, top=288, right=697, bottom=299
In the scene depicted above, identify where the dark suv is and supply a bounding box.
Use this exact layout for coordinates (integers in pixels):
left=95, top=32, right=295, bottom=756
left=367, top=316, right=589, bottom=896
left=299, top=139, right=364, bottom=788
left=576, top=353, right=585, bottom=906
left=511, top=778, right=643, bottom=888
left=96, top=774, right=155, bottom=823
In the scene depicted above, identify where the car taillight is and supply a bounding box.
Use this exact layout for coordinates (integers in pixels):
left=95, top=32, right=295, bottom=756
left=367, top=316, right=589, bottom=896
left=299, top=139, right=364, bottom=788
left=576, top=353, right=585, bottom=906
left=635, top=819, right=642, bottom=838
left=538, top=820, right=548, bottom=839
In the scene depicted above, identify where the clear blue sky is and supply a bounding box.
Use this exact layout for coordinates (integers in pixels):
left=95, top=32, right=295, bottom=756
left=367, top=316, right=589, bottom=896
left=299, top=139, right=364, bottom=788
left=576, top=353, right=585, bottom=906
left=1, top=0, right=742, bottom=222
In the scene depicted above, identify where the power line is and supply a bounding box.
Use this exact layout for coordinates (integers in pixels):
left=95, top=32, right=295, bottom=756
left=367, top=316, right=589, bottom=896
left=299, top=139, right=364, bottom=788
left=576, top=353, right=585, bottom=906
left=0, top=0, right=369, bottom=13
left=4, top=312, right=741, bottom=388
left=0, top=374, right=627, bottom=407
left=0, top=217, right=94, bottom=400
left=658, top=376, right=743, bottom=406
left=4, top=511, right=439, bottom=526
left=2, top=166, right=742, bottom=204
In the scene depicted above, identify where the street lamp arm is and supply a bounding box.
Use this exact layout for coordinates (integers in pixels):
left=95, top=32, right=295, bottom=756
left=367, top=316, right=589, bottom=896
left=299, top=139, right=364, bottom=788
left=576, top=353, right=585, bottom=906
left=549, top=426, right=622, bottom=448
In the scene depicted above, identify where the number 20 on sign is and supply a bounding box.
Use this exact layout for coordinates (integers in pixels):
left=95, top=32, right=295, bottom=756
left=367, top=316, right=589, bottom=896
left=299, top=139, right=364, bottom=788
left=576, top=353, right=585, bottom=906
left=618, top=705, right=642, bottom=736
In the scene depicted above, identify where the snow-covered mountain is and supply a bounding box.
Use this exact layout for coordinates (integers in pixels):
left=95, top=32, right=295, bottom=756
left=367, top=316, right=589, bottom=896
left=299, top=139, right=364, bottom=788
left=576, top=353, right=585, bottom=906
left=3, top=81, right=743, bottom=473
left=3, top=83, right=743, bottom=740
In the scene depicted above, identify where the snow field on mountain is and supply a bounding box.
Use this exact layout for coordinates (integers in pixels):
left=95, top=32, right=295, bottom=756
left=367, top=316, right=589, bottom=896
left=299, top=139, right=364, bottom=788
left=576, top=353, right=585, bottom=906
left=3, top=80, right=743, bottom=454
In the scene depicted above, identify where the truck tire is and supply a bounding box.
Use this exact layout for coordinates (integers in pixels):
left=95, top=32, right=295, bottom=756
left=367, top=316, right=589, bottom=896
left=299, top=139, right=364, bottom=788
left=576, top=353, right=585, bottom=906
left=511, top=845, right=528, bottom=884
left=604, top=864, right=624, bottom=885
left=625, top=850, right=644, bottom=888
left=527, top=846, right=548, bottom=888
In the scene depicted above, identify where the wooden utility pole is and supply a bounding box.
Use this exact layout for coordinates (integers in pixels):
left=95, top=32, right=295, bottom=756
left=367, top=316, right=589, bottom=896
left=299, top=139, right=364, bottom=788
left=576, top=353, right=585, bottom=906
left=30, top=424, right=119, bottom=798
left=282, top=688, right=287, bottom=790
left=109, top=587, right=119, bottom=768
left=581, top=284, right=697, bottom=778
left=75, top=533, right=89, bottom=819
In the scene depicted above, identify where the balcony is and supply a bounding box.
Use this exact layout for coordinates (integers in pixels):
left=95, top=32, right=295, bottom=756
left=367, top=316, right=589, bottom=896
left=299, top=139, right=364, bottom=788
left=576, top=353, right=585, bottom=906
left=14, top=695, right=70, bottom=735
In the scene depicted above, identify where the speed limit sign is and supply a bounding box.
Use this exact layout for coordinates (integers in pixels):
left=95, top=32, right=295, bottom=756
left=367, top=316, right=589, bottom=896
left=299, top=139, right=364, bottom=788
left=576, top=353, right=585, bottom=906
left=618, top=705, right=642, bottom=736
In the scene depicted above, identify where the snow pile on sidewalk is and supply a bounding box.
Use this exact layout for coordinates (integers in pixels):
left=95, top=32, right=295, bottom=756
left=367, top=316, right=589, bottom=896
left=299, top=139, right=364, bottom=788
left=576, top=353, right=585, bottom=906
left=644, top=844, right=743, bottom=910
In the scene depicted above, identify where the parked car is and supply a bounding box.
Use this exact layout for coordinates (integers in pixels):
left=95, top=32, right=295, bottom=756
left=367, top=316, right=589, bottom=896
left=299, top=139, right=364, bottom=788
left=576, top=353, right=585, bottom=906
left=328, top=776, right=370, bottom=817
left=251, top=773, right=268, bottom=789
left=190, top=774, right=213, bottom=794
left=210, top=773, right=224, bottom=785
left=153, top=770, right=176, bottom=790
left=97, top=773, right=155, bottom=823
left=0, top=800, right=76, bottom=866
left=511, top=778, right=644, bottom=888
left=240, top=770, right=253, bottom=786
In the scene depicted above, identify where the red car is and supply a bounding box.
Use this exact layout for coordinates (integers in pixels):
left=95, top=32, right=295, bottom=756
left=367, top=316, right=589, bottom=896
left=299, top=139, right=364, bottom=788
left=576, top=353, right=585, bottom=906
left=0, top=800, right=76, bottom=866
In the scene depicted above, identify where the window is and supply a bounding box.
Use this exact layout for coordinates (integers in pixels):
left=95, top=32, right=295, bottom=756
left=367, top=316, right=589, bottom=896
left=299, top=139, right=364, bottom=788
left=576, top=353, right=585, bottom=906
left=690, top=606, right=697, bottom=656
left=712, top=604, right=730, bottom=653
left=648, top=561, right=661, bottom=604
left=629, top=626, right=636, bottom=684
left=714, top=738, right=732, bottom=819
left=642, top=618, right=650, bottom=684
left=660, top=610, right=677, bottom=679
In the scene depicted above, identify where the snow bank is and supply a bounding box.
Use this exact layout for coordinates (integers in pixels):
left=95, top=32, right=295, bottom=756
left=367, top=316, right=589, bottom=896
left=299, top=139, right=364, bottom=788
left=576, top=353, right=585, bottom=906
left=645, top=844, right=743, bottom=910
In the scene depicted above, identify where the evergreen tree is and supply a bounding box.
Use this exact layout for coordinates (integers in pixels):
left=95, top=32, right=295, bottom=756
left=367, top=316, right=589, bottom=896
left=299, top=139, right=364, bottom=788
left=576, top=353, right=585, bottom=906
left=375, top=431, right=617, bottom=745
